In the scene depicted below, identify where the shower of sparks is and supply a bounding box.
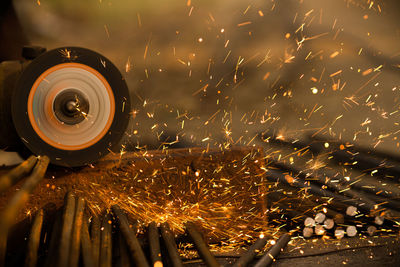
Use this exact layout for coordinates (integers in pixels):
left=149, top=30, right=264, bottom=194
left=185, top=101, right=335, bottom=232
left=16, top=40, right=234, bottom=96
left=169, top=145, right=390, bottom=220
left=54, top=147, right=283, bottom=253
left=7, top=0, right=400, bottom=257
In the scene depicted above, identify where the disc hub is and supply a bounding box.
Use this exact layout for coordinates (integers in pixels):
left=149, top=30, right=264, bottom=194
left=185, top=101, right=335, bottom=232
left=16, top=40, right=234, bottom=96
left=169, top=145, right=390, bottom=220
left=53, top=89, right=89, bottom=125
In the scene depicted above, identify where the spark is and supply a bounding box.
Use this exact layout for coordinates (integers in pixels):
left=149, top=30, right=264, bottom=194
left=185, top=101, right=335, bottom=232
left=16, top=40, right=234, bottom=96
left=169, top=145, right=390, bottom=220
left=330, top=70, right=342, bottom=77
left=124, top=56, right=132, bottom=73
left=104, top=25, right=110, bottom=38
left=237, top=21, right=252, bottom=27
left=311, top=87, right=318, bottom=94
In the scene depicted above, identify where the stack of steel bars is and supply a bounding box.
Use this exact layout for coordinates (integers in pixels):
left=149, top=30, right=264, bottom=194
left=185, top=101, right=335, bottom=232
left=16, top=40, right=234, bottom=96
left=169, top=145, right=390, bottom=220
left=261, top=132, right=400, bottom=240
left=1, top=192, right=291, bottom=267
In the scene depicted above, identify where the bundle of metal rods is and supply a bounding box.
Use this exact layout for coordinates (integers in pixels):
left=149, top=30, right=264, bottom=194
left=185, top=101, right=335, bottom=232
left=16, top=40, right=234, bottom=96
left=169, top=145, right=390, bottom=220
left=2, top=192, right=291, bottom=267
left=261, top=132, right=400, bottom=239
left=0, top=155, right=49, bottom=266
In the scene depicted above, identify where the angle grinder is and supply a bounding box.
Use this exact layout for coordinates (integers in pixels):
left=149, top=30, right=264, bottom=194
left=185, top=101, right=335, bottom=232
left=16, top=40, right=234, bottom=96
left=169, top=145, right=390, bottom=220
left=0, top=46, right=131, bottom=167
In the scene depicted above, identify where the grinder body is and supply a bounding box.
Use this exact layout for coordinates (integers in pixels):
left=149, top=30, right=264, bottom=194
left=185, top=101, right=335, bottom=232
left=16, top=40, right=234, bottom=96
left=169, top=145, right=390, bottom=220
left=0, top=2, right=131, bottom=167
left=0, top=60, right=24, bottom=151
left=0, top=47, right=131, bottom=167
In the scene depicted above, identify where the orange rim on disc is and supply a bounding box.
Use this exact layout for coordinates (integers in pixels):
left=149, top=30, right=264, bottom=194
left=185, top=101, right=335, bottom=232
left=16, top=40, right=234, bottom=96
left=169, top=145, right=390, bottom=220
left=27, top=63, right=115, bottom=151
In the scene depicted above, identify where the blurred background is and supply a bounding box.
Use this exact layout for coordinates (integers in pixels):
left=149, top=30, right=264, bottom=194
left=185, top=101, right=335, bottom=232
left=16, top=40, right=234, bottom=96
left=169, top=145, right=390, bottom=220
left=2, top=0, right=400, bottom=163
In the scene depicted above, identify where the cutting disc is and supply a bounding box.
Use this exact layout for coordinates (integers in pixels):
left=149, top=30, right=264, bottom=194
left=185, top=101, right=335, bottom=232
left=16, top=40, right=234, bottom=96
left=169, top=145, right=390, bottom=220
left=12, top=47, right=131, bottom=167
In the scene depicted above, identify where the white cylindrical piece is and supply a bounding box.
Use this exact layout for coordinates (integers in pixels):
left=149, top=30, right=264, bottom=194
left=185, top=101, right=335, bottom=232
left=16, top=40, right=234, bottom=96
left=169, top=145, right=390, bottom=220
left=304, top=217, right=315, bottom=227
left=303, top=227, right=313, bottom=238
left=323, top=218, right=335, bottom=230
left=367, top=225, right=377, bottom=236
left=334, top=229, right=345, bottom=239
left=346, top=225, right=358, bottom=237
left=346, top=206, right=358, bottom=216
left=314, top=213, right=326, bottom=224
left=374, top=216, right=384, bottom=226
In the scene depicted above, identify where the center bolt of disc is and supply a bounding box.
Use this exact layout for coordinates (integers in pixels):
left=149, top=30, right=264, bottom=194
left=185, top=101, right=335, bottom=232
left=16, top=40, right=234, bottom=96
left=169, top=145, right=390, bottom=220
left=53, top=89, right=89, bottom=125
left=65, top=101, right=78, bottom=113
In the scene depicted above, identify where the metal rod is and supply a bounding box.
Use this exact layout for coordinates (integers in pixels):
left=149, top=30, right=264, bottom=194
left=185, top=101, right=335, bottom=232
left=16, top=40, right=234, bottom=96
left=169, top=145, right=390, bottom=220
left=325, top=207, right=379, bottom=230
left=100, top=213, right=112, bottom=267
left=307, top=196, right=356, bottom=219
left=1, top=155, right=49, bottom=223
left=267, top=184, right=344, bottom=222
left=321, top=208, right=344, bottom=224
left=148, top=222, right=163, bottom=267
left=305, top=163, right=400, bottom=200
left=267, top=190, right=342, bottom=230
left=81, top=216, right=95, bottom=267
left=314, top=213, right=326, bottom=224
left=58, top=192, right=76, bottom=267
left=346, top=206, right=358, bottom=217
left=309, top=137, right=400, bottom=178
left=111, top=205, right=149, bottom=267
left=44, top=209, right=62, bottom=267
left=366, top=225, right=377, bottom=236
left=0, top=155, right=49, bottom=266
left=91, top=216, right=101, bottom=267
left=0, top=155, right=37, bottom=193
left=346, top=225, right=358, bottom=237
left=160, top=222, right=183, bottom=267
left=266, top=133, right=400, bottom=178
left=266, top=192, right=307, bottom=224
left=334, top=228, right=345, bottom=239
left=361, top=192, right=400, bottom=212
left=267, top=191, right=340, bottom=235
left=374, top=215, right=384, bottom=226
left=302, top=227, right=313, bottom=238
left=304, top=217, right=315, bottom=227
left=232, top=235, right=268, bottom=267
left=271, top=162, right=393, bottom=216
left=265, top=168, right=387, bottom=216
left=323, top=218, right=335, bottom=230
left=345, top=224, right=377, bottom=238
left=266, top=135, right=400, bottom=198
left=69, top=197, right=85, bottom=267
left=272, top=165, right=400, bottom=223
left=307, top=172, right=399, bottom=215
left=291, top=190, right=383, bottom=229
left=24, top=209, right=43, bottom=267
left=267, top=181, right=376, bottom=230
left=116, top=231, right=131, bottom=267
left=185, top=222, right=219, bottom=267
left=254, top=233, right=291, bottom=267
left=311, top=135, right=400, bottom=163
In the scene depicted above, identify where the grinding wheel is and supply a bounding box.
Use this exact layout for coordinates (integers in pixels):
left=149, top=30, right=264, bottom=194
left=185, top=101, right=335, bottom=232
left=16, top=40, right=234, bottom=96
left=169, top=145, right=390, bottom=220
left=12, top=47, right=131, bottom=167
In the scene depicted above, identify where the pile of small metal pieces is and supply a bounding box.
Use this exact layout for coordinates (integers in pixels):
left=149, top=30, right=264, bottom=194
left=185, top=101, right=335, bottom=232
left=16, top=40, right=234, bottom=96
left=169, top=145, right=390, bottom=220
left=262, top=133, right=400, bottom=241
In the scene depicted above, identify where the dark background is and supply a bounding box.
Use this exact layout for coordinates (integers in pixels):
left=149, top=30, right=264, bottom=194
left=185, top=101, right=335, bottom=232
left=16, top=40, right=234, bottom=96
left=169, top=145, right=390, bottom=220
left=2, top=0, right=400, bottom=163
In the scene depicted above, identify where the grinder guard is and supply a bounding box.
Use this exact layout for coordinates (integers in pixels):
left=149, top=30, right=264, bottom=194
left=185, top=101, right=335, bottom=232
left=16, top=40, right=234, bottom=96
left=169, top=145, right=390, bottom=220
left=8, top=47, right=131, bottom=167
left=0, top=47, right=132, bottom=168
